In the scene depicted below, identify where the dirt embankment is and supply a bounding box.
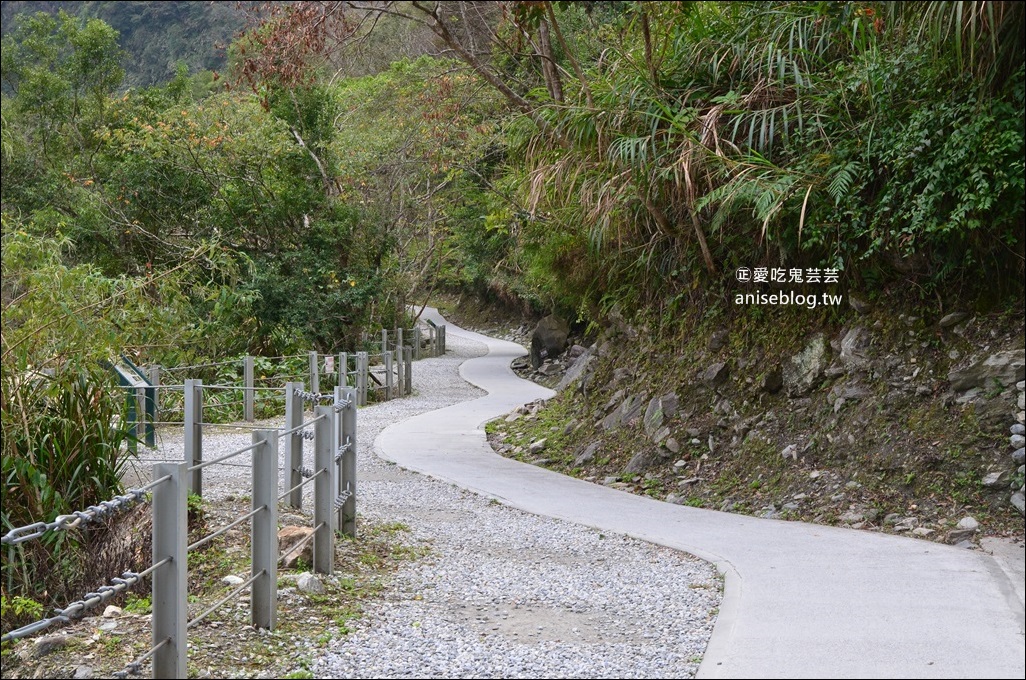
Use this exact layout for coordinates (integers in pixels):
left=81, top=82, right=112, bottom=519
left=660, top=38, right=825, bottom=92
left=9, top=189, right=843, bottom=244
left=476, top=298, right=1024, bottom=543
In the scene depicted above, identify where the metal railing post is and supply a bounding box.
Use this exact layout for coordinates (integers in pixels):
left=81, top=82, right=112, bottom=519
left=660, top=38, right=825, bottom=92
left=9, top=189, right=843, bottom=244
left=332, top=387, right=342, bottom=533
left=144, top=375, right=158, bottom=449
left=440, top=325, right=446, bottom=354
left=244, top=356, right=255, bottom=422
left=148, top=365, right=161, bottom=390
left=309, top=351, right=319, bottom=396
left=339, top=387, right=357, bottom=538
left=404, top=347, right=412, bottom=396
left=184, top=379, right=203, bottom=496
left=381, top=329, right=388, bottom=356
left=313, top=406, right=334, bottom=575
left=135, top=387, right=146, bottom=452
left=338, top=352, right=348, bottom=388
left=429, top=325, right=437, bottom=357
left=395, top=343, right=404, bottom=397
left=357, top=352, right=368, bottom=407
left=251, top=430, right=278, bottom=630
left=284, top=382, right=304, bottom=510
left=126, top=386, right=139, bottom=456
left=414, top=327, right=422, bottom=360
left=145, top=366, right=158, bottom=448
left=152, top=462, right=187, bottom=680
left=384, top=351, right=393, bottom=400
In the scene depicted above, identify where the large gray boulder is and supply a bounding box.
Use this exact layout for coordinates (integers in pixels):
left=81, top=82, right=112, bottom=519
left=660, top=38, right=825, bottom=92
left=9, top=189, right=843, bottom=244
left=701, top=362, right=730, bottom=388
left=556, top=345, right=595, bottom=393
left=575, top=442, right=600, bottom=466
left=624, top=449, right=665, bottom=474
left=279, top=526, right=315, bottom=568
left=948, top=350, right=1026, bottom=391
left=784, top=334, right=830, bottom=396
left=600, top=392, right=647, bottom=432
left=839, top=326, right=872, bottom=369
left=530, top=315, right=569, bottom=368
left=643, top=393, right=679, bottom=436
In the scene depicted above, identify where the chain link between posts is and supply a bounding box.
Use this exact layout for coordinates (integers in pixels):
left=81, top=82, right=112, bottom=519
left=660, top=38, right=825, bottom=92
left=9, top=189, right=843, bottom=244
left=293, top=388, right=334, bottom=404
left=1, top=559, right=169, bottom=643
left=333, top=489, right=352, bottom=510
left=2, top=488, right=154, bottom=546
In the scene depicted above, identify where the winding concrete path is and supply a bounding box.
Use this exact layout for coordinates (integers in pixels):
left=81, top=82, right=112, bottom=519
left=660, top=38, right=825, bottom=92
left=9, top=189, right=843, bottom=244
left=376, top=309, right=1025, bottom=679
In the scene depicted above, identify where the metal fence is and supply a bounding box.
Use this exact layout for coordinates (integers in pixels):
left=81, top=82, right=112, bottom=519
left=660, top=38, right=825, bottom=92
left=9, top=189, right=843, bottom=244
left=1, top=321, right=447, bottom=677
left=122, top=323, right=445, bottom=442
left=1, top=388, right=358, bottom=678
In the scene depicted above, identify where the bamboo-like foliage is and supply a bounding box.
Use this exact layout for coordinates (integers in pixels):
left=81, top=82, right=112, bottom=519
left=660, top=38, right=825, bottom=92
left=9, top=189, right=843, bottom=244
left=507, top=0, right=1024, bottom=310
left=1, top=365, right=131, bottom=604
left=888, top=1, right=1026, bottom=88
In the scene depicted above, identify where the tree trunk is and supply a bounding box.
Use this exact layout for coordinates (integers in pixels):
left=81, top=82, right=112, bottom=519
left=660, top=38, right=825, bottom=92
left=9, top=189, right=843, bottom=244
left=537, top=18, right=563, bottom=103
left=410, top=1, right=567, bottom=147
left=545, top=1, right=592, bottom=108
left=644, top=196, right=717, bottom=275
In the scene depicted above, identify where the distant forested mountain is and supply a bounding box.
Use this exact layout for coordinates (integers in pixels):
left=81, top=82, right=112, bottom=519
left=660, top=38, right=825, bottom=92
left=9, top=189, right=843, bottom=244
left=1, top=1, right=252, bottom=87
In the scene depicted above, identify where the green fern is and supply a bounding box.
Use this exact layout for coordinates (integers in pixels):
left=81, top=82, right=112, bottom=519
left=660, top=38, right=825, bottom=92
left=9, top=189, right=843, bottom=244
left=826, top=161, right=864, bottom=204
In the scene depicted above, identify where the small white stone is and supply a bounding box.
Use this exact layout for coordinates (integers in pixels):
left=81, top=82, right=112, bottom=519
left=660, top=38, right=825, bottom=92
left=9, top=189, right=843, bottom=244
left=956, top=516, right=979, bottom=532
left=297, top=572, right=325, bottom=595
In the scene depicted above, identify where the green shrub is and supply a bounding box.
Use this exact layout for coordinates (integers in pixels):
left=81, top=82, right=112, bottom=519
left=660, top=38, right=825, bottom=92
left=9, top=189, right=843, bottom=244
left=1, top=365, right=132, bottom=602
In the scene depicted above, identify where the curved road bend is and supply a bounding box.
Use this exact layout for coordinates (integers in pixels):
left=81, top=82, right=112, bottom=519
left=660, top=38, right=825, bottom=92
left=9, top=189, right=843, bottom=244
left=376, top=308, right=1025, bottom=679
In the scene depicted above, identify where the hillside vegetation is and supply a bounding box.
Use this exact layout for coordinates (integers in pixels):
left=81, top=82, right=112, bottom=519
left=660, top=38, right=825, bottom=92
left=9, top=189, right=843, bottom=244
left=0, top=1, right=250, bottom=88
left=1, top=0, right=1023, bottom=620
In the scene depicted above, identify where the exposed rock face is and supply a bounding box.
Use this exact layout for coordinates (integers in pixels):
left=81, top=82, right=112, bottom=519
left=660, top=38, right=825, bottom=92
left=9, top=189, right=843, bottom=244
left=839, top=326, right=871, bottom=369
left=945, top=516, right=981, bottom=544
left=784, top=334, right=830, bottom=396
left=600, top=392, right=648, bottom=432
left=849, top=295, right=871, bottom=314
left=494, top=296, right=1024, bottom=548
left=1011, top=492, right=1025, bottom=515
left=575, top=442, right=600, bottom=466
left=530, top=315, right=570, bottom=368
left=701, top=362, right=729, bottom=388
left=643, top=393, right=679, bottom=436
left=624, top=449, right=665, bottom=474
left=621, top=393, right=647, bottom=425
left=708, top=329, right=729, bottom=351
left=938, top=312, right=968, bottom=328
left=948, top=350, right=1025, bottom=391
left=279, top=526, right=315, bottom=568
left=761, top=366, right=783, bottom=393
left=30, top=634, right=70, bottom=659
left=556, top=345, right=595, bottom=392
left=537, top=361, right=562, bottom=376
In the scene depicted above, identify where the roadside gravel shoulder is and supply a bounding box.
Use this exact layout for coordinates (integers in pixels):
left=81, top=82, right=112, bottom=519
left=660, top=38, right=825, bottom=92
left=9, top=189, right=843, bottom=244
left=3, top=328, right=720, bottom=680
left=314, top=332, right=722, bottom=679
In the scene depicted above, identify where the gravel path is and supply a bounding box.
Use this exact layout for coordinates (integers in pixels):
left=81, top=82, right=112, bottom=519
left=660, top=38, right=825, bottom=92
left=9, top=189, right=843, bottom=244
left=139, top=330, right=721, bottom=678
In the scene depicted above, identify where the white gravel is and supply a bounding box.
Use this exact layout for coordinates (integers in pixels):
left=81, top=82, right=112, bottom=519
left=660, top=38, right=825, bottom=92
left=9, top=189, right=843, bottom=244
left=138, top=329, right=721, bottom=678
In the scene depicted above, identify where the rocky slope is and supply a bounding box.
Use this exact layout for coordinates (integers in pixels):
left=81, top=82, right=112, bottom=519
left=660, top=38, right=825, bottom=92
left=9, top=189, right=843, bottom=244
left=479, top=299, right=1025, bottom=544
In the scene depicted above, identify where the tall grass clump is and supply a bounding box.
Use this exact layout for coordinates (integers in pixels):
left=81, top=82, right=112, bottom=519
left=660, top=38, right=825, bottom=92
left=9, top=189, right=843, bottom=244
left=1, top=364, right=132, bottom=625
